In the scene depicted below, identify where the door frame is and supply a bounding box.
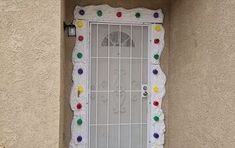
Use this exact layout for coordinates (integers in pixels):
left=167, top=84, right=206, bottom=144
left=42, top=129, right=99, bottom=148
left=69, top=5, right=166, bottom=148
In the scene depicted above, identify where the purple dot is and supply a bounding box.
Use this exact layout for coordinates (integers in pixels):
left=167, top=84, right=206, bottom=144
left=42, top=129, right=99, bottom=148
left=153, top=69, right=158, bottom=75
left=78, top=68, right=83, bottom=75
left=77, top=136, right=82, bottom=142
left=79, top=9, right=85, bottom=15
left=153, top=12, right=159, bottom=18
left=153, top=133, right=159, bottom=139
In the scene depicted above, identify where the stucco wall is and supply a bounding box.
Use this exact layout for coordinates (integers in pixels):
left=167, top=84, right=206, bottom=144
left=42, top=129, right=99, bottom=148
left=0, top=0, right=64, bottom=147
left=169, top=0, right=235, bottom=147
left=63, top=0, right=170, bottom=148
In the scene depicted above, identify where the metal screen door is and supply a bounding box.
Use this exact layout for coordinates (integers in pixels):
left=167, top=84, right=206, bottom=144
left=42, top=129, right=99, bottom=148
left=89, top=23, right=149, bottom=148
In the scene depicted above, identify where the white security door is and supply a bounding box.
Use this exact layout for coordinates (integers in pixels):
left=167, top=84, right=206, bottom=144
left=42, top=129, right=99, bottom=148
left=89, top=23, right=149, bottom=148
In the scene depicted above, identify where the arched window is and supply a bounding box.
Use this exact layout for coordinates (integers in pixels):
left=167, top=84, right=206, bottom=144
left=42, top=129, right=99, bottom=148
left=101, top=31, right=135, bottom=47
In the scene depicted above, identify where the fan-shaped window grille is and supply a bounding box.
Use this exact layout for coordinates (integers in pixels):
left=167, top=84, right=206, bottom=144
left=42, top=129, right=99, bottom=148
left=102, top=31, right=135, bottom=47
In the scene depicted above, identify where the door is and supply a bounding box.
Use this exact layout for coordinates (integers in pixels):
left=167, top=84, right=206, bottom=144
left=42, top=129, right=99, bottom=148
left=89, top=23, right=149, bottom=148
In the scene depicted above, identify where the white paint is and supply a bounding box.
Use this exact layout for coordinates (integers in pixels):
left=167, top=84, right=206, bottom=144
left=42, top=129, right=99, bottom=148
left=70, top=5, right=166, bottom=148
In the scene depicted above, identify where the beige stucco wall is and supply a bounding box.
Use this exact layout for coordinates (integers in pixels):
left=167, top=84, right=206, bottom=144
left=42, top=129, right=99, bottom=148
left=169, top=0, right=235, bottom=147
left=0, top=0, right=64, bottom=147
left=63, top=0, right=170, bottom=148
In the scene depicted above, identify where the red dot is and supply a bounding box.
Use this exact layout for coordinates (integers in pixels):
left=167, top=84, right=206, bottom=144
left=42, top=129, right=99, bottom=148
left=153, top=101, right=159, bottom=106
left=154, top=39, right=160, bottom=44
left=76, top=103, right=82, bottom=110
left=116, top=12, right=122, bottom=17
left=78, top=35, right=84, bottom=41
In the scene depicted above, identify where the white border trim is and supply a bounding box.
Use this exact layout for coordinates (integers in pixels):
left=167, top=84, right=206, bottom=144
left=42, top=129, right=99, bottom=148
left=70, top=5, right=166, bottom=148
left=74, top=5, right=163, bottom=24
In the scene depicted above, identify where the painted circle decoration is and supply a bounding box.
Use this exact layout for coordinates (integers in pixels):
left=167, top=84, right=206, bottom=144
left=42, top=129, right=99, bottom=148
left=97, top=10, right=103, bottom=16
left=153, top=85, right=159, bottom=93
left=116, top=12, right=122, bottom=17
left=76, top=103, right=82, bottom=110
left=153, top=133, right=159, bottom=139
left=154, top=25, right=161, bottom=32
left=153, top=101, right=159, bottom=106
left=78, top=68, right=83, bottom=75
left=77, top=52, right=83, bottom=59
left=154, top=54, right=160, bottom=60
left=153, top=12, right=159, bottom=18
left=79, top=9, right=85, bottom=15
left=154, top=116, right=160, bottom=122
left=77, top=118, right=83, bottom=125
left=154, top=38, right=160, bottom=44
left=77, top=136, right=82, bottom=142
left=135, top=12, right=141, bottom=18
left=77, top=85, right=84, bottom=93
left=78, top=35, right=84, bottom=41
left=76, top=20, right=84, bottom=28
left=153, top=69, right=158, bottom=75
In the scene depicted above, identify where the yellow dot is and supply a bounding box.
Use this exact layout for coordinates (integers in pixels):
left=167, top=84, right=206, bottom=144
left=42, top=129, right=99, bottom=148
left=154, top=25, right=161, bottom=32
left=77, top=85, right=84, bottom=93
left=153, top=85, right=159, bottom=93
left=76, top=20, right=84, bottom=28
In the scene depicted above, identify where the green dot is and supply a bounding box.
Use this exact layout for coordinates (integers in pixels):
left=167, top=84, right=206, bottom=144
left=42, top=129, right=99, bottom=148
left=154, top=116, right=160, bottom=122
left=135, top=12, right=141, bottom=18
left=77, top=52, right=83, bottom=59
left=154, top=54, right=159, bottom=60
left=97, top=10, right=103, bottom=17
left=77, top=119, right=83, bottom=125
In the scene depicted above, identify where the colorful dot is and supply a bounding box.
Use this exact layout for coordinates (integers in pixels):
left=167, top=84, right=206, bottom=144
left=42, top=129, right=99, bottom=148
left=77, top=136, right=82, bottom=142
left=135, top=12, right=141, bottom=18
left=77, top=85, right=84, bottom=93
left=153, top=69, right=158, bottom=75
left=153, top=12, right=159, bottom=18
left=153, top=133, right=159, bottom=139
left=76, top=20, right=84, bottom=28
left=76, top=103, right=82, bottom=110
left=153, top=85, right=159, bottom=93
left=154, top=116, right=160, bottom=122
left=78, top=68, right=83, bottom=75
left=78, top=35, right=84, bottom=41
left=153, top=101, right=159, bottom=106
left=143, top=92, right=148, bottom=97
left=116, top=12, right=122, bottom=17
left=97, top=10, right=103, bottom=16
left=154, top=39, right=160, bottom=44
left=154, top=54, right=159, bottom=60
left=79, top=9, right=85, bottom=15
left=77, top=52, right=83, bottom=59
left=77, top=118, right=83, bottom=125
left=154, top=25, right=161, bottom=32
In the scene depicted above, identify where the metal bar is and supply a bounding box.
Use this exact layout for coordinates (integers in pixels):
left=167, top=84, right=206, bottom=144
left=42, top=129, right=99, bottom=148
left=118, top=25, right=121, bottom=148
left=140, top=25, right=143, bottom=148
left=106, top=24, right=110, bottom=148
left=129, top=25, right=133, bottom=148
left=88, top=23, right=92, bottom=148
left=95, top=24, right=99, bottom=148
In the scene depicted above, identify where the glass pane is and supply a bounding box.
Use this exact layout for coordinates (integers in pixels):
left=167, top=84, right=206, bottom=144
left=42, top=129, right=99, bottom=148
left=98, top=58, right=108, bottom=91
left=97, top=93, right=107, bottom=124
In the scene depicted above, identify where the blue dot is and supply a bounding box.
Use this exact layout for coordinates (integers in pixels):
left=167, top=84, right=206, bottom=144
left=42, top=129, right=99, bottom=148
left=153, top=133, right=159, bottom=139
left=78, top=68, right=83, bottom=75
left=77, top=136, right=82, bottom=142
left=79, top=9, right=85, bottom=15
left=153, top=69, right=158, bottom=75
left=153, top=12, right=159, bottom=18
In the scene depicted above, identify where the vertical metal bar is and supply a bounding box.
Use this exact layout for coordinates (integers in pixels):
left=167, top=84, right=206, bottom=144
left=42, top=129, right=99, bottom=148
left=129, top=25, right=133, bottom=148
left=95, top=24, right=99, bottom=148
left=140, top=26, right=143, bottom=148
left=88, top=23, right=92, bottom=148
left=118, top=25, right=121, bottom=148
left=147, top=25, right=151, bottom=148
left=106, top=24, right=110, bottom=148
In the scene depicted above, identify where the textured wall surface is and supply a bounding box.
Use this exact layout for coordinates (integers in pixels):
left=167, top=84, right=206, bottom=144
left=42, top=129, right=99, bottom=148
left=169, top=0, right=235, bottom=147
left=63, top=0, right=170, bottom=148
left=0, top=0, right=63, bottom=147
